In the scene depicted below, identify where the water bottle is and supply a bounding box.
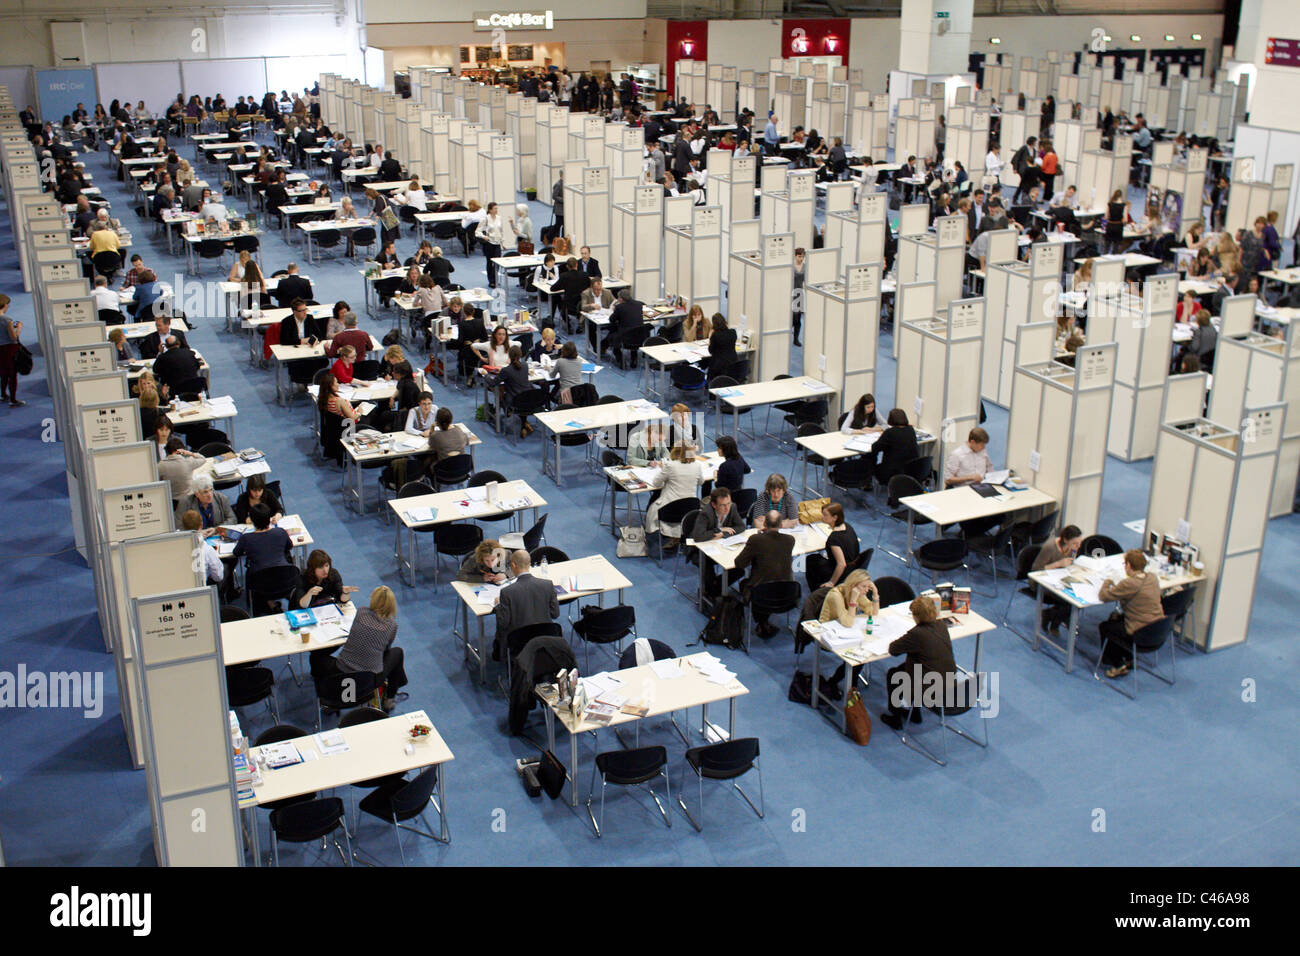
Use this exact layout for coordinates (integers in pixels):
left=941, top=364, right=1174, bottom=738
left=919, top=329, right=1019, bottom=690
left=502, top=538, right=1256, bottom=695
left=540, top=554, right=549, bottom=575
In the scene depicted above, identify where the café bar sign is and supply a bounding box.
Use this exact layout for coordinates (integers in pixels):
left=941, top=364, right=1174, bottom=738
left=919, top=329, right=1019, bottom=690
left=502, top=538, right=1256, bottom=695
left=474, top=10, right=554, bottom=31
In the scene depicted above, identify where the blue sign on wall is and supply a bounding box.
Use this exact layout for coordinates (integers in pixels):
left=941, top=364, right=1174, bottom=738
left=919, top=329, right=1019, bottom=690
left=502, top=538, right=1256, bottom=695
left=36, top=69, right=97, bottom=123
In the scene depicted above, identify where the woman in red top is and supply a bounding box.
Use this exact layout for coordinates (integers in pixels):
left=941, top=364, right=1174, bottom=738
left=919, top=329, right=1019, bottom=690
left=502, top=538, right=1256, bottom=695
left=717, top=131, right=737, bottom=151
left=331, top=344, right=356, bottom=384
left=1039, top=140, right=1059, bottom=179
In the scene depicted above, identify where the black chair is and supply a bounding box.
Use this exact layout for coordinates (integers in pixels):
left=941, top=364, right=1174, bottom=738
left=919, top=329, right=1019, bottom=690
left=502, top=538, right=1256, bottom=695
left=220, top=604, right=250, bottom=624
left=876, top=475, right=929, bottom=565
left=746, top=580, right=802, bottom=651
left=99, top=308, right=123, bottom=323
left=252, top=724, right=316, bottom=811
left=653, top=497, right=699, bottom=562
left=226, top=665, right=278, bottom=723
left=915, top=537, right=970, bottom=589
left=1002, top=544, right=1042, bottom=645
left=312, top=228, right=343, bottom=259
left=964, top=524, right=1015, bottom=596
left=669, top=363, right=708, bottom=403
left=598, top=449, right=637, bottom=531
left=246, top=564, right=300, bottom=616
left=351, top=226, right=378, bottom=258
left=708, top=375, right=756, bottom=439
left=828, top=456, right=874, bottom=504
left=197, top=238, right=227, bottom=271
left=353, top=359, right=381, bottom=379
left=1080, top=534, right=1122, bottom=558
left=232, top=234, right=260, bottom=257
left=874, top=576, right=915, bottom=609
left=500, top=512, right=547, bottom=553
left=572, top=605, right=637, bottom=670
left=529, top=545, right=569, bottom=565
left=902, top=455, right=934, bottom=490
left=197, top=441, right=234, bottom=458
left=1008, top=511, right=1059, bottom=556
left=431, top=454, right=474, bottom=491
left=1094, top=615, right=1175, bottom=699
left=355, top=765, right=448, bottom=864
left=789, top=423, right=829, bottom=495
left=677, top=737, right=763, bottom=832
left=732, top=487, right=759, bottom=522
left=1162, top=588, right=1195, bottom=652
left=92, top=250, right=121, bottom=278
left=588, top=745, right=671, bottom=837
left=781, top=399, right=828, bottom=442
left=502, top=621, right=565, bottom=689
left=507, top=387, right=551, bottom=440
left=894, top=669, right=989, bottom=766
left=398, top=205, right=419, bottom=226
left=432, top=522, right=483, bottom=583
left=314, top=670, right=380, bottom=729
left=268, top=797, right=352, bottom=867
left=723, top=358, right=750, bottom=383
left=617, top=639, right=676, bottom=669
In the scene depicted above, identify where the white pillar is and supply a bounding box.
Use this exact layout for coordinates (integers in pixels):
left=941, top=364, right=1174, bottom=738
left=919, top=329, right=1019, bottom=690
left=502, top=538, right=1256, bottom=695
left=899, top=0, right=973, bottom=77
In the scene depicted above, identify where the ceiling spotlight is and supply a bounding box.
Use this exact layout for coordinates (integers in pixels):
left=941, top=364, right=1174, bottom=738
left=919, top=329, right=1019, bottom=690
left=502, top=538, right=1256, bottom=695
left=1191, top=34, right=1202, bottom=41
left=1131, top=35, right=1141, bottom=42
left=990, top=37, right=1001, bottom=45
left=1164, top=35, right=1175, bottom=42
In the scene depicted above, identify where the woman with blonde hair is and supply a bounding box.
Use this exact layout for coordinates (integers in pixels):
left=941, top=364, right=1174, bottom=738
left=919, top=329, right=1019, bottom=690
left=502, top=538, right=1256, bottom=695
left=380, top=343, right=406, bottom=379
left=332, top=585, right=407, bottom=711
left=645, top=443, right=702, bottom=547
left=458, top=539, right=508, bottom=584
left=818, top=568, right=881, bottom=626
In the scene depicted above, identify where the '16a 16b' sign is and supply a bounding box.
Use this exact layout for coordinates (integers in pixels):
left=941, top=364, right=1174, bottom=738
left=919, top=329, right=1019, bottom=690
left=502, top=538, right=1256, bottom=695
left=1265, top=38, right=1300, bottom=68
left=474, top=10, right=554, bottom=31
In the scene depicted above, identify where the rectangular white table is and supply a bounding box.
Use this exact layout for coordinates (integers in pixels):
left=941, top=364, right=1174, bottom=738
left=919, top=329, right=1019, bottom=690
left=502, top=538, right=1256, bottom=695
left=898, top=483, right=1057, bottom=564
left=534, top=400, right=668, bottom=486
left=709, top=375, right=836, bottom=440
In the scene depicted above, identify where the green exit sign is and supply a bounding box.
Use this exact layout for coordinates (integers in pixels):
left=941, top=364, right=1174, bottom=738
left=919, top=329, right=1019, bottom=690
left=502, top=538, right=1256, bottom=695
left=935, top=10, right=949, bottom=17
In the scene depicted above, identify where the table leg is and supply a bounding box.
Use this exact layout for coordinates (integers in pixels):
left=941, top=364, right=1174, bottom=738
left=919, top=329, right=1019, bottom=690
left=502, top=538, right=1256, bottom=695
left=569, top=730, right=579, bottom=808
left=1065, top=606, right=1079, bottom=674
left=553, top=433, right=564, bottom=487
left=274, top=360, right=284, bottom=406
left=436, top=766, right=449, bottom=842
left=905, top=510, right=916, bottom=567
left=409, top=524, right=417, bottom=585
left=477, top=617, right=487, bottom=685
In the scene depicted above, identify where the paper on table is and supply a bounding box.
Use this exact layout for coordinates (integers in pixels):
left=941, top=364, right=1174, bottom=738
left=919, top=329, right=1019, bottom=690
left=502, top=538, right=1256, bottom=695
left=313, top=604, right=343, bottom=623
left=355, top=401, right=377, bottom=417
left=406, top=506, right=437, bottom=523
left=844, top=434, right=878, bottom=452
left=314, top=731, right=350, bottom=756
left=1070, top=581, right=1102, bottom=604
left=238, top=459, right=271, bottom=478
left=649, top=659, right=682, bottom=680
left=870, top=614, right=911, bottom=645
left=212, top=457, right=240, bottom=477
left=473, top=584, right=502, bottom=605
left=984, top=469, right=1011, bottom=485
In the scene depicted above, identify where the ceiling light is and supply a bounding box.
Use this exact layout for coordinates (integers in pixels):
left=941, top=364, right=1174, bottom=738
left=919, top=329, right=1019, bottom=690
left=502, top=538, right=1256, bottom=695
left=1191, top=34, right=1202, bottom=41
left=990, top=37, right=1001, bottom=45
left=1131, top=35, right=1142, bottom=42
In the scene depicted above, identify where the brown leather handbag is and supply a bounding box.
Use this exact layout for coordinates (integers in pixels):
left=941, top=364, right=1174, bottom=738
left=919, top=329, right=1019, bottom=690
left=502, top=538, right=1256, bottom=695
left=844, top=690, right=872, bottom=745
left=516, top=239, right=535, bottom=255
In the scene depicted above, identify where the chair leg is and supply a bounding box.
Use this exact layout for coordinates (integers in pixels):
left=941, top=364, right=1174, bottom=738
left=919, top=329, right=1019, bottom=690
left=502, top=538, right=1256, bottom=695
left=676, top=767, right=704, bottom=832
left=733, top=759, right=764, bottom=819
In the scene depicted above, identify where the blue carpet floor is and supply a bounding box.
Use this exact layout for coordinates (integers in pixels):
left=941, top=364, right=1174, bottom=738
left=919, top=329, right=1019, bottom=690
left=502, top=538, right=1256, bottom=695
left=1, top=140, right=1297, bottom=867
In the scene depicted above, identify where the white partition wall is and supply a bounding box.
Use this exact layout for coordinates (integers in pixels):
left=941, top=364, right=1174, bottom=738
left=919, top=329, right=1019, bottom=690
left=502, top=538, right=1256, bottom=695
left=848, top=91, right=890, bottom=158
left=676, top=59, right=708, bottom=111
left=1148, top=147, right=1207, bottom=235
left=774, top=76, right=808, bottom=138
left=1108, top=273, right=1177, bottom=462
left=1006, top=337, right=1117, bottom=533
left=803, top=262, right=882, bottom=423
left=1226, top=160, right=1294, bottom=236
left=707, top=64, right=739, bottom=123
left=477, top=133, right=516, bottom=213
left=664, top=205, right=722, bottom=317
left=478, top=85, right=506, bottom=131
left=425, top=114, right=455, bottom=197
left=947, top=106, right=989, bottom=183
left=824, top=181, right=855, bottom=216
left=565, top=164, right=611, bottom=269
left=1208, top=323, right=1300, bottom=518
left=997, top=104, right=1041, bottom=190
left=568, top=113, right=604, bottom=168
left=895, top=296, right=985, bottom=481
left=810, top=81, right=847, bottom=142
left=982, top=241, right=1062, bottom=407
left=1078, top=136, right=1132, bottom=210
left=610, top=184, right=664, bottom=303
left=760, top=169, right=815, bottom=251
left=449, top=123, right=483, bottom=206
left=824, top=191, right=887, bottom=267
left=708, top=152, right=756, bottom=283
left=536, top=104, right=569, bottom=207
left=506, top=93, right=537, bottom=192
left=898, top=213, right=965, bottom=311
left=1148, top=401, right=1286, bottom=650
left=727, top=233, right=795, bottom=381
left=605, top=124, right=644, bottom=180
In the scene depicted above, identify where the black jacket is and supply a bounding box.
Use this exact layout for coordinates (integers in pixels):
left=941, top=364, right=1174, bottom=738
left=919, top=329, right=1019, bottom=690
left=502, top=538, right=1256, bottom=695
left=552, top=269, right=590, bottom=310
left=689, top=503, right=745, bottom=542
left=734, top=529, right=795, bottom=589
left=273, top=274, right=314, bottom=309
left=610, top=298, right=644, bottom=334
left=874, top=424, right=919, bottom=484
left=577, top=257, right=601, bottom=279
left=708, top=328, right=738, bottom=369
left=152, top=346, right=203, bottom=395
left=424, top=257, right=454, bottom=286
left=509, top=635, right=575, bottom=736
left=138, top=328, right=189, bottom=361
left=378, top=157, right=402, bottom=181
left=279, top=313, right=327, bottom=346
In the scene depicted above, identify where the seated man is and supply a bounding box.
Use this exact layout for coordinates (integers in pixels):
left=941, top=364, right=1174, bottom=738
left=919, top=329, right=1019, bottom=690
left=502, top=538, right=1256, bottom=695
left=151, top=335, right=202, bottom=397
left=943, top=426, right=1000, bottom=537
left=602, top=287, right=644, bottom=367
left=273, top=262, right=313, bottom=308
left=493, top=550, right=560, bottom=659
left=733, top=510, right=795, bottom=638
left=689, top=487, right=746, bottom=598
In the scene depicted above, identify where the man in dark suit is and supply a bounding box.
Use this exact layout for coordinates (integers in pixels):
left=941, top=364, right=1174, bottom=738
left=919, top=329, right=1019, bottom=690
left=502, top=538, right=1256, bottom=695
left=733, top=511, right=795, bottom=637
left=576, top=245, right=601, bottom=280
left=278, top=298, right=326, bottom=346
left=272, top=263, right=313, bottom=308
left=152, top=336, right=203, bottom=396
left=138, top=314, right=188, bottom=360
left=643, top=115, right=662, bottom=146
left=264, top=169, right=290, bottom=226
left=689, top=488, right=746, bottom=599
left=672, top=130, right=694, bottom=185
left=550, top=257, right=590, bottom=334
left=493, top=550, right=560, bottom=657
left=150, top=185, right=176, bottom=222
left=603, top=288, right=643, bottom=367
left=378, top=151, right=402, bottom=181
left=457, top=306, right=489, bottom=381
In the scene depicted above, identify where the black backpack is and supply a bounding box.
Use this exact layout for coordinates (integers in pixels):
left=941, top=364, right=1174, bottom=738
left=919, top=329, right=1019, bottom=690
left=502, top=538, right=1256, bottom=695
left=695, top=595, right=746, bottom=650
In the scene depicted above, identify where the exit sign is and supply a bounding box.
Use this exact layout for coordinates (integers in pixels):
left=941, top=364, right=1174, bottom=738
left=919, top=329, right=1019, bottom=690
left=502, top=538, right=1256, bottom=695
left=935, top=10, right=950, bottom=17
left=1266, top=37, right=1300, bottom=68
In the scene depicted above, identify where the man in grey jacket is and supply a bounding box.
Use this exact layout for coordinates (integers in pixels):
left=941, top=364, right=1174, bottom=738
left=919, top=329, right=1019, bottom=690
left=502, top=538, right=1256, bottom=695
left=494, top=550, right=560, bottom=657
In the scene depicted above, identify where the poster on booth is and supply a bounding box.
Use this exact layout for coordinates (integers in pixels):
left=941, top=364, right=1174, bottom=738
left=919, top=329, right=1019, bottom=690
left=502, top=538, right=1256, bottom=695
left=36, top=69, right=97, bottom=124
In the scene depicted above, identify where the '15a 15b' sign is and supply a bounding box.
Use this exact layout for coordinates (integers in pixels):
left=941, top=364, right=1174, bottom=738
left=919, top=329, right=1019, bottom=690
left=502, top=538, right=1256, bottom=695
left=1265, top=38, right=1300, bottom=68
left=474, top=10, right=554, bottom=31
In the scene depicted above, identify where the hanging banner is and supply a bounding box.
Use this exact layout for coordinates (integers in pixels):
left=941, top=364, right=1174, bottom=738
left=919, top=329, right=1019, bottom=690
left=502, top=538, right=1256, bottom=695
left=35, top=68, right=97, bottom=123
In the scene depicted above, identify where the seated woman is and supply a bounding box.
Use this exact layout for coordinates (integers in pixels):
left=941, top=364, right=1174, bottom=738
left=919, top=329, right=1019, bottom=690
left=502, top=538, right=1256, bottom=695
left=1098, top=549, right=1165, bottom=679
left=1032, top=524, right=1083, bottom=633
left=669, top=402, right=700, bottom=450
left=530, top=326, right=561, bottom=363
left=231, top=502, right=293, bottom=592
left=322, top=585, right=408, bottom=711
left=551, top=340, right=583, bottom=404
left=174, top=473, right=236, bottom=529
left=628, top=422, right=670, bottom=466
left=751, top=473, right=798, bottom=528
left=645, top=443, right=703, bottom=549
left=476, top=325, right=511, bottom=370
left=316, top=372, right=361, bottom=464
left=458, top=540, right=508, bottom=583
left=425, top=405, right=468, bottom=469
left=713, top=435, right=751, bottom=495
left=704, top=312, right=737, bottom=374
left=405, top=390, right=437, bottom=438
left=330, top=343, right=356, bottom=384
left=806, top=501, right=861, bottom=590
left=108, top=328, right=135, bottom=365
left=873, top=408, right=920, bottom=487
left=496, top=346, right=535, bottom=438
left=819, top=568, right=880, bottom=625
left=678, top=303, right=709, bottom=343
left=841, top=393, right=884, bottom=434
left=291, top=548, right=359, bottom=608
left=879, top=595, right=959, bottom=730
left=413, top=274, right=445, bottom=350
left=233, top=473, right=283, bottom=525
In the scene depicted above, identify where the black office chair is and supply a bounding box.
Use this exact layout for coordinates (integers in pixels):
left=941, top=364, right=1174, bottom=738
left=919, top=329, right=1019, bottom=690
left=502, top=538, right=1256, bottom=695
left=653, top=497, right=699, bottom=562
left=572, top=605, right=637, bottom=670
left=232, top=234, right=260, bottom=257
left=268, top=797, right=352, bottom=867
left=507, top=387, right=551, bottom=441
left=588, top=745, right=671, bottom=838
left=500, top=512, right=547, bottom=553
left=98, top=308, right=123, bottom=323
left=732, top=487, right=758, bottom=522
left=1094, top=615, right=1175, bottom=699
left=789, top=423, right=829, bottom=495
left=873, top=575, right=915, bottom=609
left=723, top=358, right=750, bottom=383
left=1002, top=544, right=1042, bottom=645
left=914, top=537, right=970, bottom=589
left=876, top=474, right=929, bottom=565
left=677, top=737, right=763, bottom=832
left=92, top=250, right=122, bottom=279
left=669, top=363, right=708, bottom=404
left=226, top=665, right=278, bottom=724
left=617, top=639, right=676, bottom=669
left=964, top=524, right=1016, bottom=596
left=313, top=228, right=343, bottom=260
left=529, top=545, right=569, bottom=565
left=246, top=564, right=300, bottom=616
left=432, top=522, right=483, bottom=583
left=197, top=238, right=227, bottom=271
left=707, top=375, right=756, bottom=438
left=894, top=669, right=989, bottom=766
left=1080, top=534, right=1122, bottom=558
left=431, top=454, right=473, bottom=491
left=1162, top=588, right=1195, bottom=653
left=828, top=456, right=874, bottom=505
left=353, top=359, right=381, bottom=379
left=355, top=765, right=448, bottom=865
left=1007, top=511, right=1059, bottom=557
left=781, top=399, right=828, bottom=440
left=197, top=441, right=234, bottom=458
left=351, top=226, right=378, bottom=259
left=746, top=580, right=802, bottom=651
left=314, top=670, right=380, bottom=729
left=220, top=604, right=250, bottom=624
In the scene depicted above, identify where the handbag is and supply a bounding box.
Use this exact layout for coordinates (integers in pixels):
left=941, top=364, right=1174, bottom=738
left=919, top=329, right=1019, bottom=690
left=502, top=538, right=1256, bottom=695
left=379, top=205, right=399, bottom=231
left=537, top=749, right=566, bottom=800
left=797, top=497, right=830, bottom=525
left=616, top=526, right=648, bottom=558
left=516, top=239, right=535, bottom=255
left=844, top=689, right=872, bottom=745
left=13, top=343, right=33, bottom=376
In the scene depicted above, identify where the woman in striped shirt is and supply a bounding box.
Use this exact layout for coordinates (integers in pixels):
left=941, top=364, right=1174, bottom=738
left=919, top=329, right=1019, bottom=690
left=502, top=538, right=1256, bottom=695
left=335, top=586, right=407, bottom=712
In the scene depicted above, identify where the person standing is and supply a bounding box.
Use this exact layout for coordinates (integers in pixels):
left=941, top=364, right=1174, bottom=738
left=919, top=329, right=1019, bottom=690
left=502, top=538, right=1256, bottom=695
left=0, top=294, right=24, bottom=407
left=791, top=247, right=806, bottom=347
